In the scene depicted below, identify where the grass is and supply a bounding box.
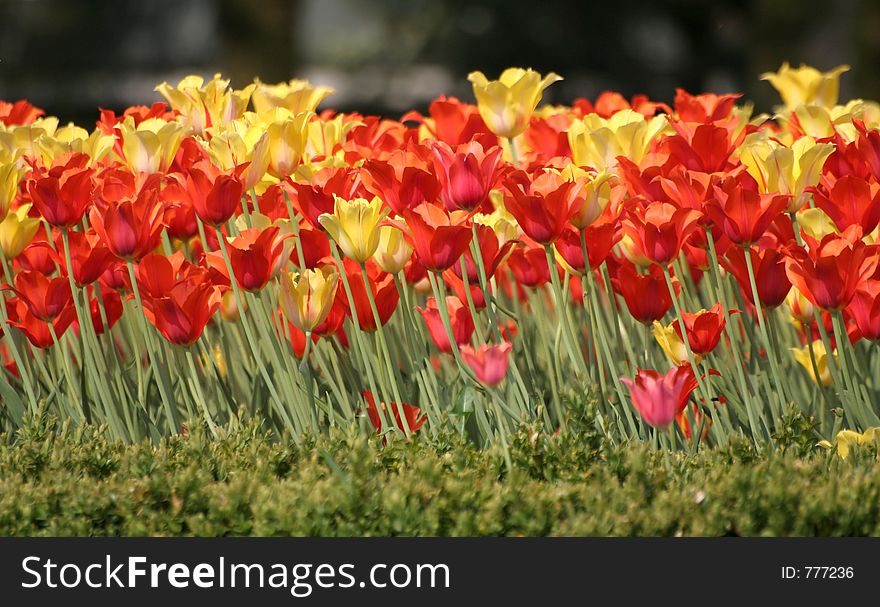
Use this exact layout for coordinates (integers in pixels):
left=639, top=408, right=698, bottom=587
left=1, top=402, right=878, bottom=537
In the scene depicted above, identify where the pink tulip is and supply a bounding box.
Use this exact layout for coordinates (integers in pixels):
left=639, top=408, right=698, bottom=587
left=460, top=342, right=513, bottom=387
left=620, top=366, right=698, bottom=429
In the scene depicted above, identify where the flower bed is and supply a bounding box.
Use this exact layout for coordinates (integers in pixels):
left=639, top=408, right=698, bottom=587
left=1, top=64, right=879, bottom=456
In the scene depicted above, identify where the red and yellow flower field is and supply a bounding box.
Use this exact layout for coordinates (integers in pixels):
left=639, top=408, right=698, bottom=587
left=2, top=64, right=879, bottom=459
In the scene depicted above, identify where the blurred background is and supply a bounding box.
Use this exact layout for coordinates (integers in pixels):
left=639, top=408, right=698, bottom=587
left=1, top=0, right=878, bottom=125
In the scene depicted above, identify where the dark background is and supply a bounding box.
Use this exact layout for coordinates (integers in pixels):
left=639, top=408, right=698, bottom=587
left=1, top=0, right=877, bottom=125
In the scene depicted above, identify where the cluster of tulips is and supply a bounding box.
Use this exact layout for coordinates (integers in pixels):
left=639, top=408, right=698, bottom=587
left=2, top=63, right=880, bottom=455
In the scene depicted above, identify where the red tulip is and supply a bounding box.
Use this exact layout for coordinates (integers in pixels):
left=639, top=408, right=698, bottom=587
left=399, top=203, right=473, bottom=272
left=672, top=303, right=729, bottom=355
left=340, top=258, right=399, bottom=332
left=451, top=223, right=515, bottom=282
left=360, top=157, right=441, bottom=214
left=785, top=226, right=879, bottom=311
left=431, top=140, right=504, bottom=211
left=401, top=96, right=494, bottom=146
left=83, top=287, right=123, bottom=335
left=721, top=246, right=791, bottom=308
left=810, top=175, right=880, bottom=234
left=554, top=222, right=621, bottom=273
left=27, top=153, right=94, bottom=228
left=90, top=175, right=167, bottom=261
left=6, top=297, right=76, bottom=349
left=187, top=168, right=244, bottom=228
left=705, top=178, right=789, bottom=245
left=418, top=295, right=474, bottom=354
left=12, top=270, right=72, bottom=321
left=363, top=390, right=426, bottom=435
left=621, top=366, right=699, bottom=429
left=673, top=89, right=740, bottom=123
left=57, top=230, right=116, bottom=287
left=506, top=246, right=552, bottom=288
left=620, top=201, right=702, bottom=264
left=847, top=279, right=880, bottom=341
left=16, top=235, right=57, bottom=275
left=289, top=167, right=360, bottom=229
left=207, top=226, right=290, bottom=292
left=141, top=280, right=221, bottom=346
left=0, top=99, right=45, bottom=126
left=612, top=262, right=679, bottom=324
left=460, top=342, right=513, bottom=387
left=503, top=170, right=578, bottom=244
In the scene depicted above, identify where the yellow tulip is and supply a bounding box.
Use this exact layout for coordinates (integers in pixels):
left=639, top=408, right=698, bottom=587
left=318, top=196, right=388, bottom=263
left=796, top=207, right=838, bottom=240
left=279, top=266, right=340, bottom=332
left=0, top=161, right=24, bottom=221
left=155, top=74, right=254, bottom=135
left=568, top=110, right=668, bottom=172
left=0, top=117, right=59, bottom=163
left=372, top=224, right=412, bottom=274
left=467, top=68, right=562, bottom=138
left=118, top=117, right=188, bottom=174
left=473, top=205, right=520, bottom=245
left=760, top=63, right=849, bottom=110
left=204, top=116, right=271, bottom=191
left=36, top=126, right=115, bottom=166
left=252, top=78, right=334, bottom=115
left=560, top=166, right=616, bottom=229
left=307, top=113, right=361, bottom=160
left=0, top=204, right=40, bottom=258
left=786, top=288, right=815, bottom=325
left=737, top=132, right=833, bottom=212
left=791, top=339, right=835, bottom=386
left=653, top=321, right=698, bottom=366
left=263, top=109, right=312, bottom=178
left=818, top=427, right=880, bottom=459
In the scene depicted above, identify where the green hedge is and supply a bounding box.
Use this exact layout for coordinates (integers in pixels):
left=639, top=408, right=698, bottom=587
left=0, top=411, right=878, bottom=536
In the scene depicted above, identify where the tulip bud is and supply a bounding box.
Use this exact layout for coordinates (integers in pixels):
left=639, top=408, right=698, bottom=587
left=0, top=204, right=40, bottom=259
left=319, top=195, right=388, bottom=263
left=372, top=224, right=412, bottom=274
left=791, top=339, right=835, bottom=386
left=653, top=320, right=700, bottom=366
left=786, top=288, right=815, bottom=325
left=279, top=266, right=339, bottom=332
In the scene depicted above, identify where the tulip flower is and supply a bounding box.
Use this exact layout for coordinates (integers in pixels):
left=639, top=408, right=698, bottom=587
left=452, top=223, right=515, bottom=282
left=6, top=297, right=76, bottom=349
left=431, top=140, right=504, bottom=211
left=363, top=390, right=426, bottom=435
left=818, top=428, right=880, bottom=459
left=564, top=167, right=616, bottom=229
left=117, top=117, right=188, bottom=174
left=760, top=62, right=849, bottom=110
left=848, top=279, right=880, bottom=341
left=399, top=203, right=473, bottom=272
left=620, top=366, right=699, bottom=429
left=318, top=195, right=388, bottom=264
left=620, top=202, right=702, bottom=264
left=279, top=265, right=339, bottom=333
left=27, top=153, right=94, bottom=228
left=263, top=109, right=312, bottom=178
left=568, top=109, right=668, bottom=171
left=90, top=176, right=167, bottom=262
left=671, top=303, right=728, bottom=355
left=0, top=204, right=40, bottom=259
left=506, top=246, right=552, bottom=288
left=401, top=95, right=493, bottom=146
left=653, top=321, right=695, bottom=366
left=155, top=74, right=254, bottom=134
left=721, top=246, right=791, bottom=309
left=785, top=226, right=879, bottom=311
left=418, top=295, right=474, bottom=354
left=612, top=262, right=679, bottom=324
left=186, top=168, right=244, bottom=228
left=141, top=281, right=222, bottom=346
left=57, top=230, right=116, bottom=287
left=0, top=99, right=44, bottom=126
left=503, top=170, right=579, bottom=245
left=791, top=339, right=836, bottom=386
left=12, top=271, right=73, bottom=321
left=0, top=161, right=24, bottom=222
left=467, top=68, right=562, bottom=138
left=705, top=179, right=789, bottom=246
left=554, top=222, right=621, bottom=274
left=207, top=226, right=290, bottom=292
left=252, top=78, right=334, bottom=115
left=673, top=88, right=741, bottom=123
left=810, top=175, right=880, bottom=234
left=738, top=133, right=834, bottom=212
left=361, top=157, right=441, bottom=215
left=339, top=258, right=399, bottom=332
left=372, top=224, right=413, bottom=274
left=460, top=342, right=513, bottom=387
